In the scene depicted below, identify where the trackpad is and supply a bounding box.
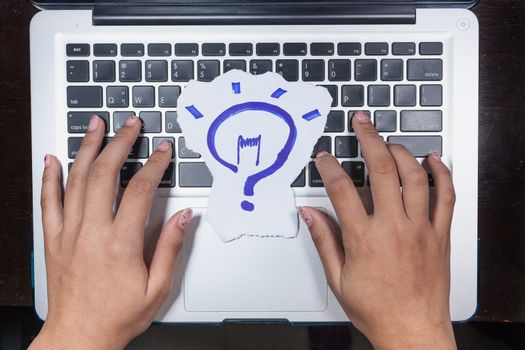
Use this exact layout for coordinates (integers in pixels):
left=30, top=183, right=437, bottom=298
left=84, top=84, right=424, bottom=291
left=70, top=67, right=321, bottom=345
left=183, top=209, right=328, bottom=312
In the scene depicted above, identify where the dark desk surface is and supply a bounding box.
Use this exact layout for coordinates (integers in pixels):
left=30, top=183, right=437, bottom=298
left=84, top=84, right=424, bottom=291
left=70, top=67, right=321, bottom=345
left=1, top=0, right=524, bottom=322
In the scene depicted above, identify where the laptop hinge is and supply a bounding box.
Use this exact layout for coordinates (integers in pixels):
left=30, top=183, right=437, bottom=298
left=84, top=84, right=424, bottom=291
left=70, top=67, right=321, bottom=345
left=92, top=4, right=416, bottom=26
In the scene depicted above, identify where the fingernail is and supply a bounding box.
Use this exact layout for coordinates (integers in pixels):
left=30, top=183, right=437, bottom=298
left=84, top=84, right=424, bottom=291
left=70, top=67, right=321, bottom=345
left=87, top=115, right=99, bottom=132
left=431, top=152, right=441, bottom=161
left=299, top=207, right=313, bottom=228
left=315, top=151, right=330, bottom=159
left=124, top=115, right=138, bottom=126
left=44, top=154, right=51, bottom=168
left=178, top=208, right=193, bottom=230
left=355, top=111, right=369, bottom=123
left=156, top=140, right=172, bottom=152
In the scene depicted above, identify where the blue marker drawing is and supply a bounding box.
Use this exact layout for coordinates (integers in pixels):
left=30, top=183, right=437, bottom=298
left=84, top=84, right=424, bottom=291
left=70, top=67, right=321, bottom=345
left=237, top=135, right=262, bottom=166
left=271, top=88, right=287, bottom=99
left=302, top=109, right=321, bottom=121
left=232, top=82, right=241, bottom=94
left=186, top=105, right=204, bottom=119
left=204, top=101, right=297, bottom=212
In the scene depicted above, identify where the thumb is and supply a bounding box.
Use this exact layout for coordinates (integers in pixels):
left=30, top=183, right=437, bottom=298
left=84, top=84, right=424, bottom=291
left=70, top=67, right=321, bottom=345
left=299, top=206, right=344, bottom=295
left=147, top=208, right=192, bottom=301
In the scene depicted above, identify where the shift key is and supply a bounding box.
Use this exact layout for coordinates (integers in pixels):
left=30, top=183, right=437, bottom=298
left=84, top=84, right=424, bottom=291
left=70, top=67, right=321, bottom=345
left=67, top=86, right=103, bottom=107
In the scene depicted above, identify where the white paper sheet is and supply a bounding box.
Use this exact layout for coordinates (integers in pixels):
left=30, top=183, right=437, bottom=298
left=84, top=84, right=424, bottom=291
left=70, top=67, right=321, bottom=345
left=177, top=70, right=331, bottom=241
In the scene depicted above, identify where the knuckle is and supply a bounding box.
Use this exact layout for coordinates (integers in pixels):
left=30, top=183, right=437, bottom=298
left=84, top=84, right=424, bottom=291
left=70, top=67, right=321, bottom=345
left=107, top=240, right=133, bottom=259
left=66, top=171, right=86, bottom=190
left=409, top=169, right=429, bottom=188
left=164, top=236, right=184, bottom=254
left=89, top=161, right=111, bottom=179
left=158, top=282, right=173, bottom=298
left=41, top=171, right=56, bottom=185
left=80, top=136, right=98, bottom=149
left=326, top=176, right=351, bottom=200
left=440, top=186, right=456, bottom=206
left=127, top=176, right=156, bottom=195
left=370, top=158, right=397, bottom=175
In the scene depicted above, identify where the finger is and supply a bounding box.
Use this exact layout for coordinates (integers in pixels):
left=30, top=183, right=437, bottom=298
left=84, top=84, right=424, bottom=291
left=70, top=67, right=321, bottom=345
left=352, top=111, right=404, bottom=216
left=315, top=152, right=368, bottom=236
left=147, top=208, right=192, bottom=302
left=41, top=154, right=64, bottom=242
left=83, top=115, right=141, bottom=225
left=427, top=153, right=456, bottom=235
left=300, top=207, right=344, bottom=296
left=387, top=144, right=429, bottom=223
left=115, top=140, right=173, bottom=244
left=63, top=115, right=105, bottom=227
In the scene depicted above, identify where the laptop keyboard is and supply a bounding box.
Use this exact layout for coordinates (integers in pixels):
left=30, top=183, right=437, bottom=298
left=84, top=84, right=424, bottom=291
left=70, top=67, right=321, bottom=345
left=65, top=41, right=444, bottom=190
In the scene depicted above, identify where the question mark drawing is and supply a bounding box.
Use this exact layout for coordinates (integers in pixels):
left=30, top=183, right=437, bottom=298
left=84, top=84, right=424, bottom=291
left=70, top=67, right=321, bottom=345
left=177, top=70, right=331, bottom=241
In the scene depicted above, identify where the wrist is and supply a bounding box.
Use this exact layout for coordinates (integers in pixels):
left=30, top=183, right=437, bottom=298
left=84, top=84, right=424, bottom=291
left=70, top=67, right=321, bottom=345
left=366, top=320, right=456, bottom=350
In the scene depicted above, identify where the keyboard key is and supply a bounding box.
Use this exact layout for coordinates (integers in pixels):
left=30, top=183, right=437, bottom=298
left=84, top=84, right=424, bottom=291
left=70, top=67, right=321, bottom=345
left=106, top=86, right=129, bottom=108
left=145, top=60, right=168, bottom=82
left=113, top=111, right=135, bottom=132
left=276, top=60, right=299, bottom=81
left=171, top=60, right=194, bottom=81
left=224, top=60, right=247, bottom=72
left=311, top=136, right=331, bottom=157
left=256, top=43, right=280, bottom=56
left=120, top=162, right=142, bottom=187
left=365, top=42, right=388, bottom=55
left=335, top=136, right=358, bottom=158
left=392, top=42, right=416, bottom=56
left=394, top=85, right=416, bottom=107
left=202, top=43, right=226, bottom=56
left=129, top=137, right=149, bottom=159
left=337, top=42, right=361, bottom=56
left=179, top=162, right=212, bottom=187
left=302, top=60, right=324, bottom=81
left=291, top=168, right=306, bottom=187
left=354, top=59, right=377, bottom=81
left=197, top=60, right=220, bottom=81
left=159, top=162, right=176, bottom=187
left=387, top=136, right=442, bottom=157
left=420, top=85, right=443, bottom=106
left=67, top=112, right=109, bottom=133
left=67, top=86, right=102, bottom=108
left=342, top=161, right=365, bottom=187
left=328, top=59, right=351, bottom=81
left=158, top=86, right=180, bottom=107
left=341, top=85, right=364, bottom=107
left=249, top=60, right=272, bottom=75
left=283, top=43, right=307, bottom=56
left=381, top=59, right=403, bottom=81
left=309, top=161, right=324, bottom=187
left=420, top=42, right=443, bottom=55
left=229, top=43, right=253, bottom=56
left=311, top=43, right=334, bottom=56
left=407, top=59, right=442, bottom=81
left=400, top=110, right=442, bottom=132
left=148, top=43, right=172, bottom=56
left=121, top=43, right=144, bottom=57
left=324, top=111, right=344, bottom=132
left=153, top=137, right=175, bottom=159
left=66, top=60, right=89, bottom=82
left=374, top=110, right=397, bottom=132
left=94, top=44, right=117, bottom=57
left=320, top=85, right=338, bottom=107
left=368, top=85, right=390, bottom=107
left=119, top=60, right=141, bottom=82
left=175, top=43, right=198, bottom=56
left=93, top=60, right=115, bottom=82
left=132, top=86, right=155, bottom=107
left=348, top=110, right=371, bottom=131
left=178, top=137, right=200, bottom=158
left=139, top=111, right=162, bottom=133
left=67, top=137, right=83, bottom=158
left=165, top=111, right=182, bottom=133
left=66, top=43, right=90, bottom=57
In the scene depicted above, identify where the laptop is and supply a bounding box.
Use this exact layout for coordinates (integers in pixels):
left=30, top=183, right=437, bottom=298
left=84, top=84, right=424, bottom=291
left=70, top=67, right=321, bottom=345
left=30, top=0, right=479, bottom=323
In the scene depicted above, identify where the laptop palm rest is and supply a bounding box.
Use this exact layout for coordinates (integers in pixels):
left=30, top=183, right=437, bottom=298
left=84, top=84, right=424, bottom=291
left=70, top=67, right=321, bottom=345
left=181, top=208, right=328, bottom=312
